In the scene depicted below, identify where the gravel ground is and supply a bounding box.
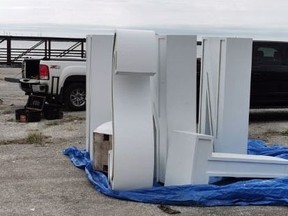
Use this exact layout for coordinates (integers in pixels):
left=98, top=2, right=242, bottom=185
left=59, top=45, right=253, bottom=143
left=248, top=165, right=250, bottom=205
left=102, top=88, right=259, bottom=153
left=249, top=109, right=288, bottom=146
left=1, top=67, right=288, bottom=215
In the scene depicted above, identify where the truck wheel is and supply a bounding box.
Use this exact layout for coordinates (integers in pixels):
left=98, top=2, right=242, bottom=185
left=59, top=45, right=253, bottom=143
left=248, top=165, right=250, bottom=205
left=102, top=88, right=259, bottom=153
left=64, top=83, right=86, bottom=111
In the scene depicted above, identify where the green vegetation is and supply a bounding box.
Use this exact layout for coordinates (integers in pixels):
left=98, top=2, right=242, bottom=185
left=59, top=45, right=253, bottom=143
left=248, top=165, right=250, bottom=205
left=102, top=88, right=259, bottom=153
left=45, top=120, right=60, bottom=126
left=0, top=131, right=48, bottom=145
left=280, top=129, right=288, bottom=136
left=26, top=132, right=45, bottom=144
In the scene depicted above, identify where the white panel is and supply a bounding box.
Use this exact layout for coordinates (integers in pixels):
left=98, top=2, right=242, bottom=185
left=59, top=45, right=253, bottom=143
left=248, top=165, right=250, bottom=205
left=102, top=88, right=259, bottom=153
left=152, top=35, right=197, bottom=183
left=165, top=35, right=198, bottom=181
left=115, top=29, right=157, bottom=75
left=110, top=30, right=156, bottom=190
left=112, top=75, right=154, bottom=190
left=208, top=153, right=288, bottom=179
left=165, top=131, right=213, bottom=186
left=216, top=38, right=252, bottom=154
left=166, top=35, right=197, bottom=133
left=86, top=34, right=114, bottom=160
left=198, top=38, right=222, bottom=136
left=199, top=37, right=252, bottom=154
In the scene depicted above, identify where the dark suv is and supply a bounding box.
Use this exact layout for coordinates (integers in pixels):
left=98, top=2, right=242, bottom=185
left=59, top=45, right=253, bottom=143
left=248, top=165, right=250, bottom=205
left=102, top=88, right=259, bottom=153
left=250, top=41, right=288, bottom=108
left=197, top=41, right=288, bottom=109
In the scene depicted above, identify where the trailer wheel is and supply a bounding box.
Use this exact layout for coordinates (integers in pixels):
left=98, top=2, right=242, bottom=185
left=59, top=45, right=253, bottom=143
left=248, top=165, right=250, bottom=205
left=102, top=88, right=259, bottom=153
left=64, top=83, right=86, bottom=111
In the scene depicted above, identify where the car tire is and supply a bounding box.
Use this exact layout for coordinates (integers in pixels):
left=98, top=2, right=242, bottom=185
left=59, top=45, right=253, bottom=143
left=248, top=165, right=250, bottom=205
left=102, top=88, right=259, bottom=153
left=64, top=83, right=86, bottom=111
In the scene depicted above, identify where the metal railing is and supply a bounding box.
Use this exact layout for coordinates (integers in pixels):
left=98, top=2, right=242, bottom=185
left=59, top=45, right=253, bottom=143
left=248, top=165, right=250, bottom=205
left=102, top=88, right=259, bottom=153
left=0, top=35, right=86, bottom=66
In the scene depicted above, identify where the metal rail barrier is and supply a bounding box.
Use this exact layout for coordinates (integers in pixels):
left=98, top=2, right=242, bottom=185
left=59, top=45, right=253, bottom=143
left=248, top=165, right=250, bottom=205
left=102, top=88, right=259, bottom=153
left=0, top=35, right=86, bottom=66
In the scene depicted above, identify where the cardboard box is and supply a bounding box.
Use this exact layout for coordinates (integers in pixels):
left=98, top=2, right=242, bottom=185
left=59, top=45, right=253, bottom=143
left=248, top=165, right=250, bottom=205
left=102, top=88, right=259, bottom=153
left=93, top=132, right=112, bottom=173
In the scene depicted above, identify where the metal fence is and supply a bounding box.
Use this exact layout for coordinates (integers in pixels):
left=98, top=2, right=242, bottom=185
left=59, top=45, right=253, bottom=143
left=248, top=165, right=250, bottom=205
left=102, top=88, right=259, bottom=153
left=0, top=35, right=86, bottom=66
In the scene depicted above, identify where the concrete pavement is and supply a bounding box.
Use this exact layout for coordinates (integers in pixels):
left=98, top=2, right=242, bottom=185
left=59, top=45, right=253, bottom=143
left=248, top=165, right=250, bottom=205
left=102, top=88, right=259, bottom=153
left=1, top=142, right=288, bottom=216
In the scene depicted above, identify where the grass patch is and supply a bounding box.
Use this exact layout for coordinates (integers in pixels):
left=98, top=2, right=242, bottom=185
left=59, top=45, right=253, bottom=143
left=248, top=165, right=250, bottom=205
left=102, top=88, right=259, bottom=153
left=263, top=129, right=280, bottom=136
left=5, top=118, right=14, bottom=122
left=26, top=132, right=45, bottom=144
left=62, top=115, right=85, bottom=123
left=0, top=139, right=24, bottom=145
left=0, top=131, right=49, bottom=145
left=262, top=129, right=288, bottom=137
left=280, top=129, right=288, bottom=136
left=2, top=109, right=14, bottom=114
left=45, top=120, right=61, bottom=126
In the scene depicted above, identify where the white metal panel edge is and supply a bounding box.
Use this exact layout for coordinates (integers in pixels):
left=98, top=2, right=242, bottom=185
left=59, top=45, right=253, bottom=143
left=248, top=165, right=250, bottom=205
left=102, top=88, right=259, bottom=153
left=85, top=35, right=92, bottom=152
left=86, top=34, right=114, bottom=161
left=94, top=121, right=113, bottom=135
left=152, top=35, right=168, bottom=183
left=216, top=38, right=252, bottom=154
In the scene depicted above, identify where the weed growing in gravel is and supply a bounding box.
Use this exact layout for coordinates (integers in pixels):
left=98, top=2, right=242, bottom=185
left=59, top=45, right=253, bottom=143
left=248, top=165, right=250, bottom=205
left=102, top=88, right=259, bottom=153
left=45, top=120, right=60, bottom=126
left=280, top=130, right=288, bottom=136
left=262, top=129, right=288, bottom=137
left=62, top=115, right=85, bottom=123
left=26, top=132, right=45, bottom=144
left=2, top=109, right=13, bottom=114
left=0, top=138, right=25, bottom=145
left=0, top=132, right=47, bottom=145
left=0, top=140, right=10, bottom=145
left=5, top=118, right=14, bottom=122
left=263, top=129, right=280, bottom=135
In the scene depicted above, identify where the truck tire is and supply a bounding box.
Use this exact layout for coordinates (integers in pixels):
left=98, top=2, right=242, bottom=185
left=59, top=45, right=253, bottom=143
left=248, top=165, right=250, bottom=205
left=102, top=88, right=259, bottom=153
left=64, top=83, right=86, bottom=111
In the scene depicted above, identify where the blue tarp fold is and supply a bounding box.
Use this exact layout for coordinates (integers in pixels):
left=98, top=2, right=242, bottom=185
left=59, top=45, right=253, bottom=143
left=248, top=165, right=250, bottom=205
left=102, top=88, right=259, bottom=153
left=63, top=139, right=288, bottom=206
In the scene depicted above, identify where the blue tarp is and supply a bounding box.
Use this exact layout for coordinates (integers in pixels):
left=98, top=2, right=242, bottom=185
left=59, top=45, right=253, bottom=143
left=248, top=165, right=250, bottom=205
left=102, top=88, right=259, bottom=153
left=63, top=139, right=288, bottom=206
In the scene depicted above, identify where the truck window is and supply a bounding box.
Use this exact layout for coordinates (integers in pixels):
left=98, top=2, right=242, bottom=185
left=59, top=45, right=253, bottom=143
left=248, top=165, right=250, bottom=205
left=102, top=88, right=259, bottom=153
left=254, top=46, right=282, bottom=65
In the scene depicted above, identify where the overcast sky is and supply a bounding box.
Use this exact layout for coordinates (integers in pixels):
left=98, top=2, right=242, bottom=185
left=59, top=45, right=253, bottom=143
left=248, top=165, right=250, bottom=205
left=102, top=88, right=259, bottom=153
left=1, top=0, right=288, bottom=40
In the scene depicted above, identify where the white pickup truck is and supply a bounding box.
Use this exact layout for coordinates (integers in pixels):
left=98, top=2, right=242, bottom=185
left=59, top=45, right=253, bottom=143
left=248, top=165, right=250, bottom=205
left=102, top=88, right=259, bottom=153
left=19, top=58, right=86, bottom=111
